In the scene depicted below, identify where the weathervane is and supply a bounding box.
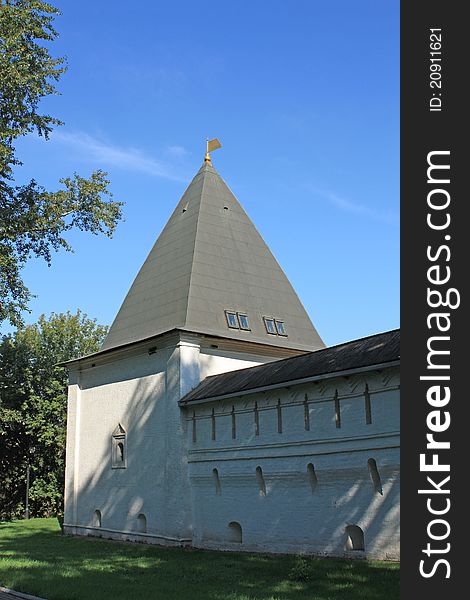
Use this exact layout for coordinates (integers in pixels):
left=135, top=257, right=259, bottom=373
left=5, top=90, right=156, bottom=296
left=205, top=138, right=222, bottom=164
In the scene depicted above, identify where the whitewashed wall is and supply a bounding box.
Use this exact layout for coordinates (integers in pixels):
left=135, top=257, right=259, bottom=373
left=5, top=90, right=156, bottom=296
left=186, top=367, right=400, bottom=560
left=64, top=333, right=399, bottom=560
left=63, top=333, right=274, bottom=544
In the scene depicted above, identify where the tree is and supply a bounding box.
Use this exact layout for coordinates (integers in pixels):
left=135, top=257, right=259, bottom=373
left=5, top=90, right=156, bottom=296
left=0, top=310, right=108, bottom=519
left=0, top=1, right=123, bottom=327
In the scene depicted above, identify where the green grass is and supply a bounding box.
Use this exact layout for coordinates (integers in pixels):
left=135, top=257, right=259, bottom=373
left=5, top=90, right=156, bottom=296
left=0, top=518, right=399, bottom=600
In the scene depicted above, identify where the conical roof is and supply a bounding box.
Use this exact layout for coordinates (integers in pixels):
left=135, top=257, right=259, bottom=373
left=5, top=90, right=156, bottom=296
left=101, top=160, right=324, bottom=352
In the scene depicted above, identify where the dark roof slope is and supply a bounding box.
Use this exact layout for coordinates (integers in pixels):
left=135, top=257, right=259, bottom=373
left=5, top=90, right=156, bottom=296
left=180, top=329, right=400, bottom=405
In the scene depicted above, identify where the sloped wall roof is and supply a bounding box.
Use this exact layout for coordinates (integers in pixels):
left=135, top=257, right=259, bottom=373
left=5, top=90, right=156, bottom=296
left=179, top=329, right=400, bottom=404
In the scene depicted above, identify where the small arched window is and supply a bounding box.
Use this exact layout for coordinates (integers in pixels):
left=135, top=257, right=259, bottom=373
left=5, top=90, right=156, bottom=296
left=117, top=442, right=124, bottom=461
left=345, top=524, right=365, bottom=551
left=213, top=468, right=222, bottom=496
left=231, top=406, right=236, bottom=439
left=367, top=458, right=383, bottom=495
left=93, top=509, right=102, bottom=528
left=211, top=408, right=216, bottom=441
left=112, top=424, right=127, bottom=468
left=228, top=521, right=242, bottom=543
left=254, top=401, right=260, bottom=436
left=137, top=513, right=147, bottom=533
left=307, top=463, right=318, bottom=493
left=256, top=466, right=266, bottom=496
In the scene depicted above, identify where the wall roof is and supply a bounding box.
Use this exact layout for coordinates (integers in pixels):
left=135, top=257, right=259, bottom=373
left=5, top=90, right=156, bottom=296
left=179, top=329, right=400, bottom=405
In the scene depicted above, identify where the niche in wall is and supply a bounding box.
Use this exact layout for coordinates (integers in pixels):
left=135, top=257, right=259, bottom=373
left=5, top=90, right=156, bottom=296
left=93, top=509, right=102, bottom=528
left=345, top=524, right=365, bottom=551
left=228, top=521, right=242, bottom=543
left=137, top=513, right=147, bottom=533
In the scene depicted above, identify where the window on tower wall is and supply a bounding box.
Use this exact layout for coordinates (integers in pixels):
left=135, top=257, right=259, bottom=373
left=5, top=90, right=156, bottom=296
left=238, top=313, right=250, bottom=330
left=263, top=317, right=277, bottom=334
left=225, top=311, right=239, bottom=328
left=225, top=311, right=250, bottom=330
left=263, top=317, right=287, bottom=336
left=111, top=424, right=127, bottom=468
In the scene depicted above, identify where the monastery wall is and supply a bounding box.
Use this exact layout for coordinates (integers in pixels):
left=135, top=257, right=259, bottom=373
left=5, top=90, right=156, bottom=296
left=186, top=366, right=400, bottom=559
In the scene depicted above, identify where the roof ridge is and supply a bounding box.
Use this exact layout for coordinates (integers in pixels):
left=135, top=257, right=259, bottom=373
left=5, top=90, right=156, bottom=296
left=183, top=162, right=208, bottom=328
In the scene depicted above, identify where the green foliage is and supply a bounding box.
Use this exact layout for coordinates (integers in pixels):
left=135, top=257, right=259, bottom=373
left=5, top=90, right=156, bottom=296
left=0, top=1, right=123, bottom=327
left=0, top=311, right=108, bottom=519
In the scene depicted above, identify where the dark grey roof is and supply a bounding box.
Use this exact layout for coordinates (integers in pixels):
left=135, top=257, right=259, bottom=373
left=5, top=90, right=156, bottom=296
left=101, top=160, right=325, bottom=352
left=179, top=329, right=400, bottom=405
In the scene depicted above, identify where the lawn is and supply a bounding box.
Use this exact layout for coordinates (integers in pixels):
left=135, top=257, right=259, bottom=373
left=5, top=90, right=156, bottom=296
left=0, top=519, right=399, bottom=600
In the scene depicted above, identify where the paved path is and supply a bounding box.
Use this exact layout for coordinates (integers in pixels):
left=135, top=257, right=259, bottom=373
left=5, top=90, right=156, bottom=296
left=0, top=587, right=46, bottom=600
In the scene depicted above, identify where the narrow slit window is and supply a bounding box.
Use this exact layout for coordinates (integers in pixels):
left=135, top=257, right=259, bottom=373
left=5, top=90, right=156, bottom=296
left=307, top=463, right=318, bottom=493
left=256, top=466, right=266, bottom=496
left=238, top=313, right=250, bottom=330
left=231, top=406, right=236, bottom=439
left=254, top=401, right=260, bottom=436
left=117, top=442, right=124, bottom=462
left=211, top=408, right=216, bottom=441
left=367, top=458, right=383, bottom=495
left=213, top=468, right=222, bottom=496
left=334, top=390, right=341, bottom=428
left=277, top=399, right=282, bottom=433
left=364, top=384, right=372, bottom=424
left=192, top=411, right=197, bottom=443
left=304, top=394, right=310, bottom=431
left=225, top=311, right=239, bottom=329
left=263, top=317, right=277, bottom=335
left=275, top=320, right=287, bottom=336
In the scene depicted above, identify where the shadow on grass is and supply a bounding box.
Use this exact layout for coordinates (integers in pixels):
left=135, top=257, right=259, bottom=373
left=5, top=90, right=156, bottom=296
left=0, top=519, right=399, bottom=600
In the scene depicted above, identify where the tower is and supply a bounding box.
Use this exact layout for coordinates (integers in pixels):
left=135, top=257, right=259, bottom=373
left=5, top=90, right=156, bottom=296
left=63, top=143, right=324, bottom=543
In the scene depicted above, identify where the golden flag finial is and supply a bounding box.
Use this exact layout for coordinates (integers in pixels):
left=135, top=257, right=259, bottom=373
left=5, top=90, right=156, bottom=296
left=205, top=138, right=222, bottom=163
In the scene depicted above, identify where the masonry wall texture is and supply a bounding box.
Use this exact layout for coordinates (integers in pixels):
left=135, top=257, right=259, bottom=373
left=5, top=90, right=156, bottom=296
left=187, top=365, right=399, bottom=559
left=63, top=333, right=279, bottom=546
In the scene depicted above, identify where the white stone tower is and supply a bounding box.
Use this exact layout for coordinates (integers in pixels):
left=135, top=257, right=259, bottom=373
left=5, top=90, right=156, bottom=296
left=63, top=146, right=324, bottom=543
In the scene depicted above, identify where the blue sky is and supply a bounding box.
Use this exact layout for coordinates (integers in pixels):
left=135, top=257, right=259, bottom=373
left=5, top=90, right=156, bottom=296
left=11, top=0, right=399, bottom=346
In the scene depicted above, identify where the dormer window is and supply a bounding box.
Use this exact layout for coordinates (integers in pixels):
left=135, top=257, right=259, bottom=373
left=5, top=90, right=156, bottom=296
left=263, top=317, right=287, bottom=336
left=225, top=311, right=239, bottom=328
left=263, top=317, right=277, bottom=335
left=238, top=314, right=250, bottom=330
left=225, top=311, right=250, bottom=330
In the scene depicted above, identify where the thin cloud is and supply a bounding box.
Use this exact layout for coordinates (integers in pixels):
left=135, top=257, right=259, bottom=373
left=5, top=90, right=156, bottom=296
left=307, top=186, right=398, bottom=225
left=166, top=145, right=188, bottom=158
left=52, top=131, right=187, bottom=181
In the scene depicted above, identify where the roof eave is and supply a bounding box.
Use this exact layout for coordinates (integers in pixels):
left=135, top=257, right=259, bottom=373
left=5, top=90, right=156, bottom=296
left=179, top=359, right=400, bottom=406
left=58, top=326, right=315, bottom=368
